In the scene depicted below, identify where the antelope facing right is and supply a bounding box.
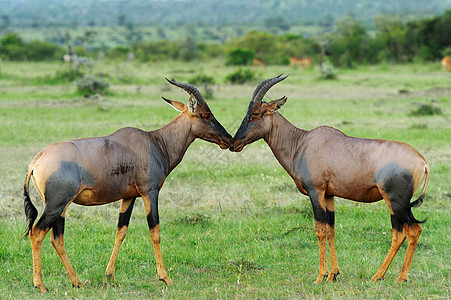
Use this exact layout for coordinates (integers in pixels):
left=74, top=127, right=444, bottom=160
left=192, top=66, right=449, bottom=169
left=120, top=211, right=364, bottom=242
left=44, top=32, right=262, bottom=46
left=23, top=78, right=231, bottom=292
left=229, top=74, right=429, bottom=284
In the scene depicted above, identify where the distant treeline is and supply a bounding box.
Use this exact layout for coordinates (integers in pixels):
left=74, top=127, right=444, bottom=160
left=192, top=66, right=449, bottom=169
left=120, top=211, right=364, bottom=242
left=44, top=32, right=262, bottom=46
left=1, top=11, right=450, bottom=67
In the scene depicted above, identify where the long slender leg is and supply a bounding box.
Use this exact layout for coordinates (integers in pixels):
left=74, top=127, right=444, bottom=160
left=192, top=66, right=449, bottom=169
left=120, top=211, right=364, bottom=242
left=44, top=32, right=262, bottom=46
left=325, top=196, right=340, bottom=281
left=371, top=215, right=406, bottom=282
left=142, top=190, right=172, bottom=285
left=30, top=226, right=50, bottom=293
left=105, top=198, right=136, bottom=280
left=397, top=223, right=422, bottom=283
left=50, top=216, right=83, bottom=288
left=309, top=190, right=328, bottom=284
left=314, top=219, right=328, bottom=284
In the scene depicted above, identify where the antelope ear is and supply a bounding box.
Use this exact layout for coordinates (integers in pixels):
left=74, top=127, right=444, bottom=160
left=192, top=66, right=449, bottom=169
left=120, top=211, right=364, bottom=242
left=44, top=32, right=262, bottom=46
left=162, top=97, right=186, bottom=112
left=187, top=95, right=198, bottom=113
left=267, top=96, right=287, bottom=112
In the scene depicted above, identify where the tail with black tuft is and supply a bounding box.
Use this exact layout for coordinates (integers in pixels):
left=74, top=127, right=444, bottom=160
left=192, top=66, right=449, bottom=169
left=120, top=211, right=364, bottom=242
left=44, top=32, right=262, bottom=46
left=23, top=171, right=38, bottom=239
left=408, top=163, right=430, bottom=224
left=410, top=164, right=430, bottom=209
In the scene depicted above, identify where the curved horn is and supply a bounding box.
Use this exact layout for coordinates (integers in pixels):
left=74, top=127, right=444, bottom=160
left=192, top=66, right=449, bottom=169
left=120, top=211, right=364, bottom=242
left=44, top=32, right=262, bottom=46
left=165, top=77, right=206, bottom=104
left=253, top=73, right=290, bottom=103
left=251, top=73, right=283, bottom=101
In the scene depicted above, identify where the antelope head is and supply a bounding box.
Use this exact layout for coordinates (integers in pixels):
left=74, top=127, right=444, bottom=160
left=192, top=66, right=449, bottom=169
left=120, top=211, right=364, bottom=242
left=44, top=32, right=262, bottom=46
left=230, top=74, right=289, bottom=152
left=163, top=78, right=231, bottom=149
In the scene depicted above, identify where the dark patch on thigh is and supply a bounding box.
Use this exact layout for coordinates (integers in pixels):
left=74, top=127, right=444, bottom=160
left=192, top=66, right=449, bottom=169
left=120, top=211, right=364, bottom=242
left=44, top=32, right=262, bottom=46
left=39, top=161, right=93, bottom=230
left=52, top=216, right=65, bottom=239
left=390, top=214, right=404, bottom=233
left=375, top=163, right=414, bottom=212
left=118, top=199, right=136, bottom=229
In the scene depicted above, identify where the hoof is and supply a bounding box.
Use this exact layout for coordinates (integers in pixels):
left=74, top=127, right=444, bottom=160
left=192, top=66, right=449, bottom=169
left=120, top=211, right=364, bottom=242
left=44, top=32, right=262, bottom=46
left=396, top=279, right=408, bottom=284
left=72, top=281, right=84, bottom=289
left=313, top=274, right=327, bottom=285
left=328, top=272, right=340, bottom=282
left=34, top=285, right=49, bottom=293
left=159, top=277, right=173, bottom=285
left=371, top=275, right=384, bottom=282
left=105, top=273, right=116, bottom=281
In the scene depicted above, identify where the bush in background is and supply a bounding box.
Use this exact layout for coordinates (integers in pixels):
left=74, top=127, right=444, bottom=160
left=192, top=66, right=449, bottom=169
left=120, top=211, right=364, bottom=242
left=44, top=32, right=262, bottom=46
left=189, top=74, right=215, bottom=85
left=75, top=75, right=110, bottom=95
left=410, top=101, right=442, bottom=116
left=225, top=48, right=255, bottom=66
left=225, top=68, right=255, bottom=84
left=320, top=61, right=338, bottom=79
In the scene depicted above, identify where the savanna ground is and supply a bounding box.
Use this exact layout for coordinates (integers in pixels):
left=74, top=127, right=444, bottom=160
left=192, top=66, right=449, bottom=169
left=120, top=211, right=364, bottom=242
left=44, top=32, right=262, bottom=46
left=0, top=60, right=450, bottom=299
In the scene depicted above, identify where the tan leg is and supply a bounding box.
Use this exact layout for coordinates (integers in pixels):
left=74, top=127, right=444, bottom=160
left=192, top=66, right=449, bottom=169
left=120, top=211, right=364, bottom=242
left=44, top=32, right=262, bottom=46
left=105, top=198, right=135, bottom=280
left=326, top=224, right=340, bottom=281
left=325, top=196, right=339, bottom=281
left=29, top=227, right=50, bottom=293
left=149, top=224, right=172, bottom=284
left=314, top=220, right=328, bottom=284
left=396, top=223, right=422, bottom=283
left=371, top=227, right=406, bottom=282
left=143, top=191, right=172, bottom=285
left=50, top=227, right=83, bottom=288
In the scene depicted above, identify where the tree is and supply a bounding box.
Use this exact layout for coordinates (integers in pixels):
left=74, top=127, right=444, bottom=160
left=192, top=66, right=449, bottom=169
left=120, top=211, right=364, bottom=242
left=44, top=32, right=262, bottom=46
left=330, top=16, right=370, bottom=67
left=412, top=10, right=451, bottom=60
left=1, top=32, right=23, bottom=47
left=372, top=16, right=412, bottom=62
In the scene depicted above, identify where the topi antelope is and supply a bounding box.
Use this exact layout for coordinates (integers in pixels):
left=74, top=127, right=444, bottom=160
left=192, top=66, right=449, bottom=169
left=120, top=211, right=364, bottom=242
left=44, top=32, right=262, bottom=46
left=23, top=78, right=231, bottom=292
left=229, top=74, right=429, bottom=284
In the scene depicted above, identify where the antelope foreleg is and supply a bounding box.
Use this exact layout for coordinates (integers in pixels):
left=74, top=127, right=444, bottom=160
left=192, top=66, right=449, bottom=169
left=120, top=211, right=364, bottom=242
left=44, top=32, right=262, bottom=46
left=309, top=190, right=329, bottom=284
left=143, top=190, right=172, bottom=285
left=105, top=198, right=136, bottom=280
left=325, top=196, right=340, bottom=281
left=50, top=217, right=83, bottom=288
left=314, top=219, right=328, bottom=284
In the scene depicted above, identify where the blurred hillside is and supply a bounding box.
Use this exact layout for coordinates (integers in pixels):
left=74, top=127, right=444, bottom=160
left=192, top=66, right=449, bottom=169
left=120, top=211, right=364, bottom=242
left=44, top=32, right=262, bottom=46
left=1, top=0, right=450, bottom=29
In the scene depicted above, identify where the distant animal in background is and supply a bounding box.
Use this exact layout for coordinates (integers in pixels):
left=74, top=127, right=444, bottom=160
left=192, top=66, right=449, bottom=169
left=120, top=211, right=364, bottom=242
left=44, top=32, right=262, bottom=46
left=290, top=57, right=312, bottom=67
left=252, top=58, right=265, bottom=67
left=441, top=56, right=451, bottom=71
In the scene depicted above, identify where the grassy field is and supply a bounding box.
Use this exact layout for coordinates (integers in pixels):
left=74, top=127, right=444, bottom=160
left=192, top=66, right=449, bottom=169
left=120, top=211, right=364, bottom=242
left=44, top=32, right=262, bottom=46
left=0, top=60, right=450, bottom=299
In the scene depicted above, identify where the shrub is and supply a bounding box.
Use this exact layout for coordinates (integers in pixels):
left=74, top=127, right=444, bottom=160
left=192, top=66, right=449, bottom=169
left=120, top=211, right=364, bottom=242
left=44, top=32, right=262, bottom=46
left=75, top=75, right=109, bottom=95
left=225, top=48, right=255, bottom=66
left=107, top=46, right=130, bottom=60
left=320, top=61, right=338, bottom=79
left=409, top=101, right=442, bottom=116
left=55, top=69, right=83, bottom=82
left=225, top=68, right=255, bottom=84
left=189, top=74, right=215, bottom=85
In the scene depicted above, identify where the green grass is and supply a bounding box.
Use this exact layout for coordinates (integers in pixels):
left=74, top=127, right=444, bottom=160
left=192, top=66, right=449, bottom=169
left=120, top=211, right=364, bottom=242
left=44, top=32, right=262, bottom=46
left=0, top=60, right=450, bottom=298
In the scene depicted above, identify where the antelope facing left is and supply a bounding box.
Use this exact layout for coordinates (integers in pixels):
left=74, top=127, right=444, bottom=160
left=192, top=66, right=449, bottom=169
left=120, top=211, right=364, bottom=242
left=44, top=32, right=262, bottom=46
left=229, top=74, right=429, bottom=284
left=23, top=78, right=231, bottom=293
